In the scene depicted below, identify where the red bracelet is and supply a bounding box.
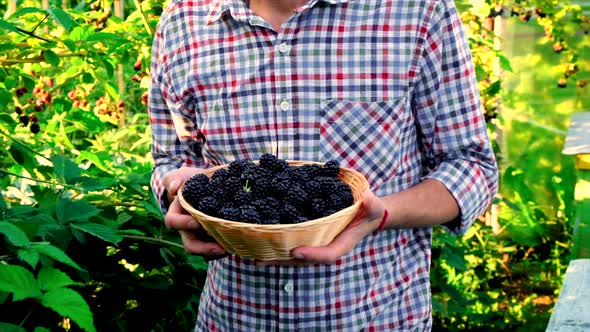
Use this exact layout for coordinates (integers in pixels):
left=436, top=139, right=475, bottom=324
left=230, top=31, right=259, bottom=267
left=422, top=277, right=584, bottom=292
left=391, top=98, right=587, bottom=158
left=374, top=208, right=389, bottom=234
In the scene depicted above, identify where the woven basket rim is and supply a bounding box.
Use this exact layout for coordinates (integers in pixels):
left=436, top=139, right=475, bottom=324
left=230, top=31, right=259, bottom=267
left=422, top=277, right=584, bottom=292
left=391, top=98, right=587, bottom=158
left=177, top=160, right=368, bottom=229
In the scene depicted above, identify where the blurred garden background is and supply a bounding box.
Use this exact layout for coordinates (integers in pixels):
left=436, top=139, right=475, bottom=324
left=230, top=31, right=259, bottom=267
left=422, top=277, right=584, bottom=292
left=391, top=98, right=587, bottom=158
left=0, top=0, right=589, bottom=331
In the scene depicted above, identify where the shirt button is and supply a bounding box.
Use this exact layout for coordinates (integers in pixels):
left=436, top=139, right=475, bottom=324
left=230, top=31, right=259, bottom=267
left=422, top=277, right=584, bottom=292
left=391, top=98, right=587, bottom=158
left=279, top=100, right=291, bottom=112
left=278, top=42, right=291, bottom=54
left=283, top=282, right=294, bottom=294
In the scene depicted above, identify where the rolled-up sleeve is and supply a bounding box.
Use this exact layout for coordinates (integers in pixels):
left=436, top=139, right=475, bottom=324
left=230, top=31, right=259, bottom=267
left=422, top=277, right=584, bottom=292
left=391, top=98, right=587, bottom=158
left=412, top=0, right=499, bottom=234
left=148, top=5, right=208, bottom=214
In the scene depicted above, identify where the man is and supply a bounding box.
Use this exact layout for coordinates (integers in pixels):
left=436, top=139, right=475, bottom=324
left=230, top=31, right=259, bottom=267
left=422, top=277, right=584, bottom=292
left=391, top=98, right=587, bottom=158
left=148, top=0, right=499, bottom=330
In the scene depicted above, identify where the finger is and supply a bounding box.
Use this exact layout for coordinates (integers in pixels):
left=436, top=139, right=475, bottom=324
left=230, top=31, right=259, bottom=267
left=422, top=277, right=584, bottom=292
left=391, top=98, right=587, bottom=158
left=292, top=224, right=370, bottom=264
left=255, top=259, right=310, bottom=267
left=179, top=230, right=226, bottom=256
left=163, top=167, right=203, bottom=197
left=165, top=198, right=199, bottom=230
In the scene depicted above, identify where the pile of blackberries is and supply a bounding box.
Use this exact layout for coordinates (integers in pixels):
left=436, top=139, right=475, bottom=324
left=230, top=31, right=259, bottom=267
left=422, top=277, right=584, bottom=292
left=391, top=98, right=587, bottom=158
left=182, top=154, right=354, bottom=225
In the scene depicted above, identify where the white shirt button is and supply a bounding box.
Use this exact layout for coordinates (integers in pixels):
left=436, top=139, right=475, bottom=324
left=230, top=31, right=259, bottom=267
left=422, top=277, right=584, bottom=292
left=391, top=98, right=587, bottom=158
left=278, top=42, right=291, bottom=54
left=283, top=282, right=294, bottom=294
left=279, top=100, right=291, bottom=112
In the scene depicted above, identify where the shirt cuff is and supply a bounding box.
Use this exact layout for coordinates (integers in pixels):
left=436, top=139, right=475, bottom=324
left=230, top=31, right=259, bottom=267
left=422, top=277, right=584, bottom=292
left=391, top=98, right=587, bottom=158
left=423, top=159, right=495, bottom=235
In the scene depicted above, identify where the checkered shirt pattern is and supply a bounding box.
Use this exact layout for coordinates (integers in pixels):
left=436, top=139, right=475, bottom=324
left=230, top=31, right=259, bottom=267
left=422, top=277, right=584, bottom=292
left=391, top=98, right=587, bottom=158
left=148, top=0, right=499, bottom=330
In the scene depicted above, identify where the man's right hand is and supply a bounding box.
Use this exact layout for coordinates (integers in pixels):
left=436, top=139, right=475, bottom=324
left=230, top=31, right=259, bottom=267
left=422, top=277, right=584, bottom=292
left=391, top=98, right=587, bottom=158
left=162, top=167, right=226, bottom=256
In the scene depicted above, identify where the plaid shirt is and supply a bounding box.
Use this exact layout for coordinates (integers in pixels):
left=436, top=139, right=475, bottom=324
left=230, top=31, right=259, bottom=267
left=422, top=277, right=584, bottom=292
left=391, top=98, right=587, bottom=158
left=148, top=0, right=498, bottom=330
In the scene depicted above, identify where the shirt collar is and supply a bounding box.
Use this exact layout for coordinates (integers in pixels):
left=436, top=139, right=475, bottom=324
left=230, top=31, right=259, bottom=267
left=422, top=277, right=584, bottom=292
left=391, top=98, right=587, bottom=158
left=206, top=0, right=352, bottom=25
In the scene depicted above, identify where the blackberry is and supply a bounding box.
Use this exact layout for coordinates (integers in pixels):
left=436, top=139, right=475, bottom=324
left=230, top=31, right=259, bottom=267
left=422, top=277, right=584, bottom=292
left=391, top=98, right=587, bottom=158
left=30, top=123, right=40, bottom=134
left=304, top=180, right=322, bottom=199
left=252, top=197, right=280, bottom=218
left=251, top=176, right=273, bottom=198
left=240, top=205, right=262, bottom=223
left=309, top=197, right=327, bottom=218
left=293, top=215, right=308, bottom=224
left=280, top=203, right=301, bottom=224
left=211, top=168, right=230, bottom=181
left=197, top=196, right=221, bottom=216
left=316, top=176, right=339, bottom=196
left=322, top=160, right=341, bottom=177
left=331, top=182, right=354, bottom=207
left=328, top=192, right=354, bottom=211
left=232, top=188, right=253, bottom=207
left=258, top=217, right=280, bottom=225
left=284, top=184, right=308, bottom=208
left=19, top=115, right=29, bottom=126
left=182, top=174, right=211, bottom=207
left=241, top=166, right=273, bottom=187
left=223, top=176, right=242, bottom=197
left=259, top=153, right=288, bottom=173
left=228, top=159, right=251, bottom=176
left=219, top=204, right=241, bottom=221
left=293, top=164, right=322, bottom=181
left=209, top=177, right=229, bottom=200
left=271, top=172, right=291, bottom=196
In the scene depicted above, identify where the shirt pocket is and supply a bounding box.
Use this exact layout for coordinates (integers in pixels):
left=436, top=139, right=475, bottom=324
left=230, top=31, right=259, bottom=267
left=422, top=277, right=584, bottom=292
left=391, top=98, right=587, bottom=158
left=319, top=98, right=407, bottom=188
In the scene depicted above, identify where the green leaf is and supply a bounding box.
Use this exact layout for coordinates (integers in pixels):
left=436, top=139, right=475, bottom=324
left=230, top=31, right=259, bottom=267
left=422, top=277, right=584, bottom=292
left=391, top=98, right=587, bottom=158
left=70, top=223, right=122, bottom=244
left=43, top=49, right=60, bottom=66
left=186, top=254, right=208, bottom=271
left=497, top=53, right=513, bottom=72
left=40, top=288, right=96, bottom=332
left=31, top=243, right=84, bottom=271
left=0, top=195, right=6, bottom=214
left=0, top=322, right=26, bottom=332
left=85, top=32, right=122, bottom=42
left=75, top=151, right=110, bottom=171
left=17, top=248, right=40, bottom=269
left=68, top=109, right=106, bottom=133
left=0, top=222, right=31, bottom=247
left=37, top=266, right=80, bottom=291
left=0, top=19, right=20, bottom=33
left=51, top=155, right=81, bottom=183
left=9, top=144, right=36, bottom=173
left=0, top=42, right=16, bottom=52
left=56, top=199, right=100, bottom=223
left=49, top=7, right=77, bottom=32
left=69, top=176, right=108, bottom=192
left=445, top=251, right=467, bottom=271
left=141, top=200, right=163, bottom=217
left=34, top=327, right=52, bottom=332
left=82, top=72, right=94, bottom=84
left=9, top=7, right=48, bottom=18
left=484, top=80, right=502, bottom=96
left=104, top=82, right=120, bottom=100
left=0, top=291, right=8, bottom=304
left=0, top=90, right=12, bottom=105
left=117, top=228, right=145, bottom=236
left=0, top=264, right=41, bottom=301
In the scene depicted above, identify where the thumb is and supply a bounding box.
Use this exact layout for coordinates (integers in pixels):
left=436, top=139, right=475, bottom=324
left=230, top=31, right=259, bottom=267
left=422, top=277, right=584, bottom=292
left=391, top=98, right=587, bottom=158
left=360, top=190, right=386, bottom=221
left=168, top=179, right=181, bottom=196
left=163, top=167, right=204, bottom=196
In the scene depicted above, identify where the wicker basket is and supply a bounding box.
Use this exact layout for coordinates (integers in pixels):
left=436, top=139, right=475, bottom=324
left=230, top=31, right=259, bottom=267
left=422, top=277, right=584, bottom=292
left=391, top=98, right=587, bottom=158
left=178, top=161, right=370, bottom=261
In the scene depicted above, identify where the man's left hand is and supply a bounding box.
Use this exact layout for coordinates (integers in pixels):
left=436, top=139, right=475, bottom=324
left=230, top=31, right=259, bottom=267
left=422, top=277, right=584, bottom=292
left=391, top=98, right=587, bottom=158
left=256, top=190, right=387, bottom=266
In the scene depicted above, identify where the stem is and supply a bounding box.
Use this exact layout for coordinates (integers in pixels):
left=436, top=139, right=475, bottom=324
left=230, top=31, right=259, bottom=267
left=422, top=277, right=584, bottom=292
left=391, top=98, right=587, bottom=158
left=133, top=0, right=154, bottom=37
left=0, top=169, right=79, bottom=190
left=0, top=129, right=52, bottom=163
left=123, top=235, right=184, bottom=249
left=19, top=307, right=34, bottom=327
